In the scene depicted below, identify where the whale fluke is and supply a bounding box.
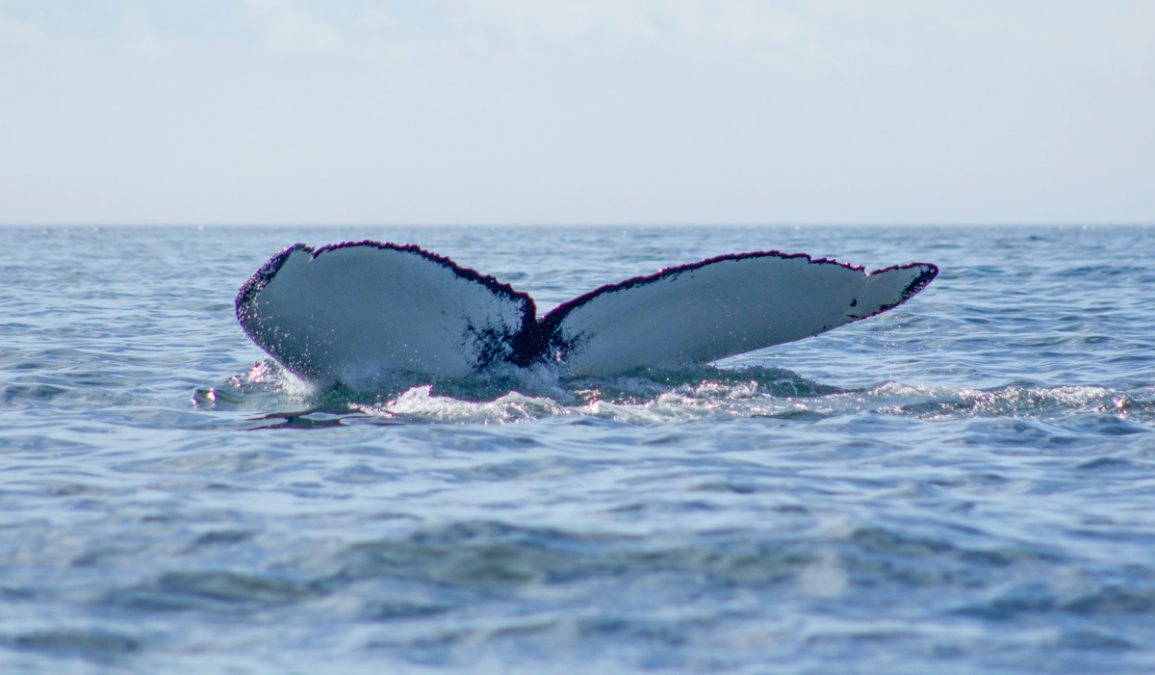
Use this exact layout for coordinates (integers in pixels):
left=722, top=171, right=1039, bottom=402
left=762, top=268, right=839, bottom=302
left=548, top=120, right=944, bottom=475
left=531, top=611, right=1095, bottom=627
left=236, top=242, right=537, bottom=387
left=236, top=242, right=937, bottom=387
left=544, top=252, right=937, bottom=376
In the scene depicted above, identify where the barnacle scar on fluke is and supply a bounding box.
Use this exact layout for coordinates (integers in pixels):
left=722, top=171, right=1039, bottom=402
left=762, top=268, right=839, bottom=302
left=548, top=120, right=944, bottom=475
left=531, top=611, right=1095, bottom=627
left=236, top=241, right=938, bottom=388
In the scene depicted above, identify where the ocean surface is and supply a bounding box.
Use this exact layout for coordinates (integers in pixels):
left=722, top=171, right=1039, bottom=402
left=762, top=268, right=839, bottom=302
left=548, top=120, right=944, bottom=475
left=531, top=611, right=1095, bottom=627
left=2, top=224, right=1154, bottom=674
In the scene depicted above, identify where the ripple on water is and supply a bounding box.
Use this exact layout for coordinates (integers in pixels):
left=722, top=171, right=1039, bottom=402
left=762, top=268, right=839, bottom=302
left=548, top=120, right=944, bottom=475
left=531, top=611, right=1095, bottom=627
left=2, top=629, right=141, bottom=663
left=104, top=571, right=328, bottom=614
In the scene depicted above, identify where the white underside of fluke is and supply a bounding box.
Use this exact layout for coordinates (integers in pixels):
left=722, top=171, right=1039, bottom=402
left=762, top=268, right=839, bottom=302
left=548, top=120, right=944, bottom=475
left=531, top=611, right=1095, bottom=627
left=236, top=242, right=937, bottom=388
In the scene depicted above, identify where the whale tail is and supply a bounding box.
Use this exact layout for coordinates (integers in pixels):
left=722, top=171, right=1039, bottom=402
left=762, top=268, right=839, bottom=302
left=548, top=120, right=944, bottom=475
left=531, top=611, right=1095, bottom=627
left=539, top=252, right=937, bottom=376
left=236, top=242, right=937, bottom=387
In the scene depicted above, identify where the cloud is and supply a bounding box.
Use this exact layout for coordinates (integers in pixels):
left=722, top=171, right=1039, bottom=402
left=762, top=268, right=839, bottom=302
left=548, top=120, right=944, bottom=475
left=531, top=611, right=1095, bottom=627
left=435, top=0, right=1155, bottom=81
left=0, top=11, right=44, bottom=42
left=241, top=0, right=342, bottom=55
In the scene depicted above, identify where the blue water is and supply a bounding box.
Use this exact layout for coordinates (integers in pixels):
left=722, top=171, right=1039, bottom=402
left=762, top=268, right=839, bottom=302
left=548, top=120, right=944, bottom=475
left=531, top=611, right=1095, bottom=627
left=2, top=225, right=1154, bottom=673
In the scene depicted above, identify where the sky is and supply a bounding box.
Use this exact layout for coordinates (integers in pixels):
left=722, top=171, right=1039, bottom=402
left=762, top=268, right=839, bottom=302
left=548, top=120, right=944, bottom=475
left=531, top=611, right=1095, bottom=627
left=1, top=0, right=1152, bottom=226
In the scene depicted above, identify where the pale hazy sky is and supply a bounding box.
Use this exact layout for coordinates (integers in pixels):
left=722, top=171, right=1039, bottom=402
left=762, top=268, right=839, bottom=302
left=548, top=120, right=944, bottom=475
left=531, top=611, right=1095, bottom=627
left=2, top=1, right=1152, bottom=225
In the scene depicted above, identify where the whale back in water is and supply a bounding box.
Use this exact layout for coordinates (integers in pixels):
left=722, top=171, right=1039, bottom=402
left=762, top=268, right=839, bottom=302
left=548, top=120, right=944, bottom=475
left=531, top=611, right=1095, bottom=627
left=236, top=242, right=937, bottom=387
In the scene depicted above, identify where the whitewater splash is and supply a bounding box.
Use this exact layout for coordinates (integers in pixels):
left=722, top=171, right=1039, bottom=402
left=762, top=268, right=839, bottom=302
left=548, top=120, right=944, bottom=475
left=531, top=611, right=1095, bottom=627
left=194, top=358, right=1155, bottom=431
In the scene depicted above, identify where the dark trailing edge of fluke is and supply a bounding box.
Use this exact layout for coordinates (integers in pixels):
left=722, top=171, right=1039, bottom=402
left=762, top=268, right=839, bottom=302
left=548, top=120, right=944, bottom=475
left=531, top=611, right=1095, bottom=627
left=236, top=241, right=539, bottom=335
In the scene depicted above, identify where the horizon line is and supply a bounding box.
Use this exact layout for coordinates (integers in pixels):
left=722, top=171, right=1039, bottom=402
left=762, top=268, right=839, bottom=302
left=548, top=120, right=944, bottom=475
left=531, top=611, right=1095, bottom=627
left=3, top=221, right=1154, bottom=229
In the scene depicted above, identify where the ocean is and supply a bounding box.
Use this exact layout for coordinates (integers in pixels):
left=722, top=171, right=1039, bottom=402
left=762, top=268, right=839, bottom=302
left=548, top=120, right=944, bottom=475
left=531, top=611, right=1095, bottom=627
left=2, top=224, right=1154, bottom=673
